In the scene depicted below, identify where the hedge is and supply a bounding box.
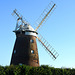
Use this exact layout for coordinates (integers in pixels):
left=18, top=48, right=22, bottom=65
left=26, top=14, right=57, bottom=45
left=0, top=65, right=75, bottom=75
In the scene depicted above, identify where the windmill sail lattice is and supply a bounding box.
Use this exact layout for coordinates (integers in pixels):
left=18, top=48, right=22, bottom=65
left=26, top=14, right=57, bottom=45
left=37, top=34, right=59, bottom=59
left=34, top=1, right=56, bottom=31
left=12, top=9, right=29, bottom=24
left=12, top=9, right=30, bottom=31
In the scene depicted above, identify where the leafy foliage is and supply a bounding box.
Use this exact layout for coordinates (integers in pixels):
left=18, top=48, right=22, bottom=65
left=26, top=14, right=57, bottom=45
left=0, top=65, right=75, bottom=75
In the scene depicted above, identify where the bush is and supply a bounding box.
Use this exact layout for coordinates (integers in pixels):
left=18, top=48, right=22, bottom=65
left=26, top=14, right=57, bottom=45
left=0, top=65, right=75, bottom=75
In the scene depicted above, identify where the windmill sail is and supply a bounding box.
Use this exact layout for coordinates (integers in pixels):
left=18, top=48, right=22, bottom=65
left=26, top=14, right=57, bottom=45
left=12, top=9, right=33, bottom=31
left=37, top=34, right=59, bottom=59
left=35, top=1, right=56, bottom=31
left=12, top=9, right=30, bottom=25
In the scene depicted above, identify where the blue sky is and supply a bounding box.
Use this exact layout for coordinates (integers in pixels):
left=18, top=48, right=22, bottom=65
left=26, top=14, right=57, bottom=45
left=0, top=0, right=75, bottom=68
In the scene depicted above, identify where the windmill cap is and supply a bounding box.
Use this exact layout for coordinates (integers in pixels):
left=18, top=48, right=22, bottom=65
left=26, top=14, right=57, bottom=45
left=14, top=24, right=37, bottom=32
left=13, top=24, right=38, bottom=37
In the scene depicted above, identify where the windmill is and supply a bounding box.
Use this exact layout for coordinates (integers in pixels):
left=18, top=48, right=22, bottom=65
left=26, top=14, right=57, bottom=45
left=10, top=1, right=59, bottom=67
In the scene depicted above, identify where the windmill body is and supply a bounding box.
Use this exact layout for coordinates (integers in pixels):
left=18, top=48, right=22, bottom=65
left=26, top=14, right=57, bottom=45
left=10, top=1, right=59, bottom=67
left=10, top=22, right=40, bottom=66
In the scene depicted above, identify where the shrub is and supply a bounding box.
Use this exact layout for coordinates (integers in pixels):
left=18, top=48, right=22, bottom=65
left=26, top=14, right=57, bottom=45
left=0, top=65, right=75, bottom=75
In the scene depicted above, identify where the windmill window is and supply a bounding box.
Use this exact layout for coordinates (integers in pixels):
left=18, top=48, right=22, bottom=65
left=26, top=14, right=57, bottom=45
left=31, top=50, right=34, bottom=54
left=19, top=63, right=22, bottom=65
left=30, top=39, right=34, bottom=43
left=14, top=50, right=16, bottom=54
left=27, top=27, right=29, bottom=29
